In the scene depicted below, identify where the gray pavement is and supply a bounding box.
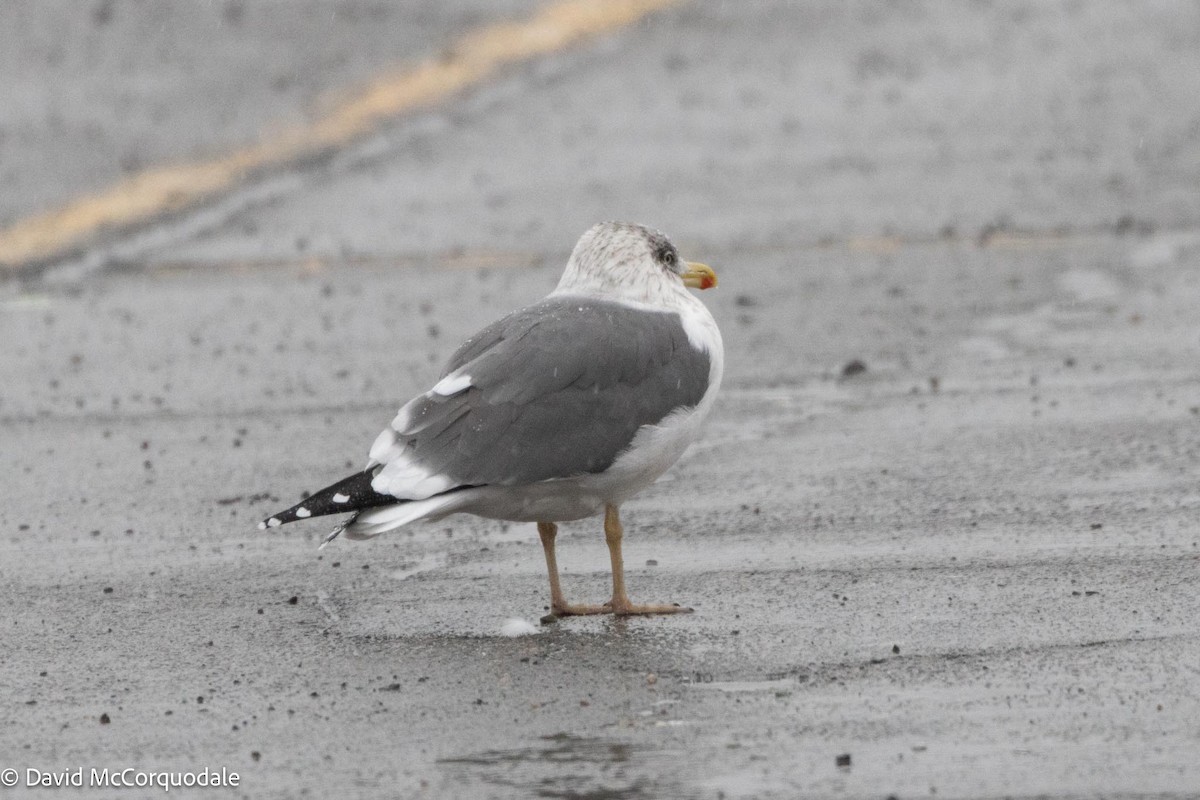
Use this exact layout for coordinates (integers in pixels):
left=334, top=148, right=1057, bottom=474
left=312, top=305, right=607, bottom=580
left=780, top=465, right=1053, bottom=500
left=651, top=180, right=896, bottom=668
left=0, top=0, right=541, bottom=228
left=3, top=2, right=1200, bottom=799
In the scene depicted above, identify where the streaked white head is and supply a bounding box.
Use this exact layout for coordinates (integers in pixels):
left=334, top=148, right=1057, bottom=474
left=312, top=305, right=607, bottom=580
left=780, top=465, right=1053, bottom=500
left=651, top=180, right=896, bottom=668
left=553, top=222, right=717, bottom=308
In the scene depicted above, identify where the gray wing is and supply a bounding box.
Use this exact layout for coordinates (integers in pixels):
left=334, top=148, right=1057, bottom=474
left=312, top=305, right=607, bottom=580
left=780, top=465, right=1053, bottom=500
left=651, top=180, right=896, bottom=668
left=370, top=296, right=711, bottom=494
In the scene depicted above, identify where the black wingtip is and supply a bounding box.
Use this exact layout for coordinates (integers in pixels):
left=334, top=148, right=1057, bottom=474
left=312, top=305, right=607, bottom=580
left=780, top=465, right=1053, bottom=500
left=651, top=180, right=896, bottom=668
left=257, top=469, right=397, bottom=530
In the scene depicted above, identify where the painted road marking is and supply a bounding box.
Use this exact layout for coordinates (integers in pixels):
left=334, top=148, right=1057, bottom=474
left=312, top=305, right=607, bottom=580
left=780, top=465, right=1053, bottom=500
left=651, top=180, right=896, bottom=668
left=120, top=224, right=1159, bottom=279
left=0, top=0, right=683, bottom=273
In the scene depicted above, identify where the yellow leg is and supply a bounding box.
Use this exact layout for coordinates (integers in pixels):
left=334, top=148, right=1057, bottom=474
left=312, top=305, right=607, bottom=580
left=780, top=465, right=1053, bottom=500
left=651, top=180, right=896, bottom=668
left=537, top=521, right=608, bottom=616
left=604, top=505, right=692, bottom=616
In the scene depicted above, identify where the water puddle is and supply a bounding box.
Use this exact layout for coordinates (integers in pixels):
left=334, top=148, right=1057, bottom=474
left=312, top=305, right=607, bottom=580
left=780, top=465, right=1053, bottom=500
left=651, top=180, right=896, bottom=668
left=389, top=551, right=447, bottom=581
left=686, top=678, right=796, bottom=693
left=439, top=733, right=681, bottom=798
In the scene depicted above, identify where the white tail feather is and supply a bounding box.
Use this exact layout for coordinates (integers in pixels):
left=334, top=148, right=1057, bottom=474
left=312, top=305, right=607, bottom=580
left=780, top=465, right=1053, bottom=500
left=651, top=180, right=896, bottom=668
left=340, top=492, right=468, bottom=540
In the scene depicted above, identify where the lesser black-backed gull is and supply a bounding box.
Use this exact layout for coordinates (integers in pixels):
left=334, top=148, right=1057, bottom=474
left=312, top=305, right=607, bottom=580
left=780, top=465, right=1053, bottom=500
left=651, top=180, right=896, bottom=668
left=258, top=222, right=723, bottom=616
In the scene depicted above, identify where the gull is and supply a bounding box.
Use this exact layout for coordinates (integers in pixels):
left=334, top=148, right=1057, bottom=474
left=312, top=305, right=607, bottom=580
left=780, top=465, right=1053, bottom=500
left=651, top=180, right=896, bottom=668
left=259, top=222, right=722, bottom=616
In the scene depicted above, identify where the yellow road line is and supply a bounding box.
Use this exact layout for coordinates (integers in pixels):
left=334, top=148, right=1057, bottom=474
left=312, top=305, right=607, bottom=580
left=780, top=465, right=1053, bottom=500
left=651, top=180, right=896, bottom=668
left=0, top=0, right=683, bottom=272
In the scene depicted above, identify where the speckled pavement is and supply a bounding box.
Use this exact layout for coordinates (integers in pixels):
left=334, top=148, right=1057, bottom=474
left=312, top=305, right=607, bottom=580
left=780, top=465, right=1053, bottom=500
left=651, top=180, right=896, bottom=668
left=3, top=3, right=1199, bottom=798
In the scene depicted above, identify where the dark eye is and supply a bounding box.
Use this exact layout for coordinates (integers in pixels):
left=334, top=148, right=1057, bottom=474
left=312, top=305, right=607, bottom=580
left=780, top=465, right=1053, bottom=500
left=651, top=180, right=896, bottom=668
left=653, top=242, right=678, bottom=268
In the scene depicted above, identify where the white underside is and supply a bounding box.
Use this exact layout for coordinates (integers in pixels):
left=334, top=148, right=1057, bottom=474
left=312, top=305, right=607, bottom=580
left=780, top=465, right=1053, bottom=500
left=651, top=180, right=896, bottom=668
left=343, top=408, right=712, bottom=537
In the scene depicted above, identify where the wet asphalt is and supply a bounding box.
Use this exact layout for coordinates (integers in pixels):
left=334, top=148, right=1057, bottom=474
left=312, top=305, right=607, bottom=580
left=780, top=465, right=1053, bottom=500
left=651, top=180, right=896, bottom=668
left=2, top=2, right=1200, bottom=798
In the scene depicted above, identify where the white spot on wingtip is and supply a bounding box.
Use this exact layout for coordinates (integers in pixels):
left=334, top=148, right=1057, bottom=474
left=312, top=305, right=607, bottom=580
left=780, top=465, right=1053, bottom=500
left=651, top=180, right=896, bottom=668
left=267, top=517, right=282, bottom=528
left=499, top=618, right=539, bottom=637
left=332, top=493, right=350, bottom=504
left=256, top=521, right=266, bottom=530
left=296, top=507, right=311, bottom=518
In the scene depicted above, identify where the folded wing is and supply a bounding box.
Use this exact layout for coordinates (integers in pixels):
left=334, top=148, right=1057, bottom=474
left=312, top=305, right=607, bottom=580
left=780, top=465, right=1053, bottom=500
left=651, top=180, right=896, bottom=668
left=369, top=296, right=712, bottom=499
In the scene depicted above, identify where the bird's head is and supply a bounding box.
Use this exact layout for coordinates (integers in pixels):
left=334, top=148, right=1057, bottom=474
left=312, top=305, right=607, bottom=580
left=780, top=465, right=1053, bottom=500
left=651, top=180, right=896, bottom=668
left=554, top=222, right=717, bottom=304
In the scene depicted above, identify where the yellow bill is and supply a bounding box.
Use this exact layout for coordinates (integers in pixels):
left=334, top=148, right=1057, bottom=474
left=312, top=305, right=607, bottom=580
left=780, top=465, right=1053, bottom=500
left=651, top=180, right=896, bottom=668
left=682, top=261, right=717, bottom=290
